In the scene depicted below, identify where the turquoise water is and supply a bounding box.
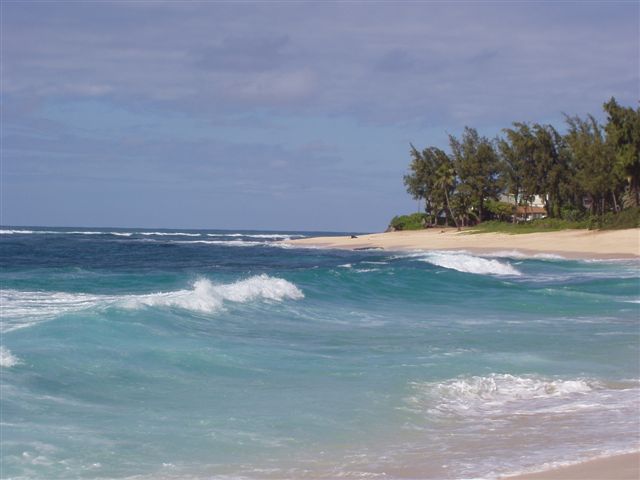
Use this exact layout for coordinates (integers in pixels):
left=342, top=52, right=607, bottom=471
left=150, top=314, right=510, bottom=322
left=1, top=227, right=639, bottom=479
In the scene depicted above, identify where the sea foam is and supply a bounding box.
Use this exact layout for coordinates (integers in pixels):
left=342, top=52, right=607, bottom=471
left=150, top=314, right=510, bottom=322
left=0, top=229, right=304, bottom=239
left=1, top=275, right=304, bottom=330
left=0, top=346, right=20, bottom=367
left=416, top=251, right=521, bottom=276
left=0, top=290, right=108, bottom=333
left=171, top=240, right=266, bottom=247
left=206, top=233, right=304, bottom=239
left=406, top=373, right=603, bottom=418
left=121, top=275, right=304, bottom=312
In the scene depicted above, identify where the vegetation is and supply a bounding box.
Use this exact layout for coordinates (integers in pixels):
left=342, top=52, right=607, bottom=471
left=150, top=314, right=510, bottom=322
left=595, top=206, right=640, bottom=230
left=389, top=213, right=429, bottom=231
left=469, top=207, right=639, bottom=234
left=398, top=98, right=639, bottom=231
left=471, top=218, right=591, bottom=234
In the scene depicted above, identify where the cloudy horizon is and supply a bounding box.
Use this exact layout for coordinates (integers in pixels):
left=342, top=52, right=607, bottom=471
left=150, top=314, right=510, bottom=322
left=2, top=1, right=638, bottom=231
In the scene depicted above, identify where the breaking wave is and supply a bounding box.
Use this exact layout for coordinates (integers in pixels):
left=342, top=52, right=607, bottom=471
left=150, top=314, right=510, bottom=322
left=405, top=373, right=617, bottom=418
left=0, top=275, right=304, bottom=332
left=138, top=232, right=201, bottom=236
left=171, top=240, right=266, bottom=247
left=120, top=275, right=303, bottom=312
left=1, top=290, right=107, bottom=333
left=415, top=251, right=521, bottom=276
left=0, top=229, right=304, bottom=240
left=483, top=250, right=566, bottom=260
left=206, top=233, right=305, bottom=239
left=0, top=229, right=201, bottom=237
left=0, top=346, right=20, bottom=367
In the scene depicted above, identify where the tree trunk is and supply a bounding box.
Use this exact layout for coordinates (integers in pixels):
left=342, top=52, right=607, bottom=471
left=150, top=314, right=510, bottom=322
left=544, top=197, right=552, bottom=218
left=612, top=191, right=619, bottom=212
left=443, top=188, right=460, bottom=230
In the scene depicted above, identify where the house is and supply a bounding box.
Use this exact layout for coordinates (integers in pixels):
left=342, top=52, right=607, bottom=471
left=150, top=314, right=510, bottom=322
left=515, top=205, right=547, bottom=221
left=499, top=193, right=546, bottom=208
left=499, top=193, right=547, bottom=221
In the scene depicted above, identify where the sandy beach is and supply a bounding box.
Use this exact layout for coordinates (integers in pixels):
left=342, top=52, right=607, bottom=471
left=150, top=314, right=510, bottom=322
left=289, top=228, right=640, bottom=259
left=503, top=451, right=640, bottom=479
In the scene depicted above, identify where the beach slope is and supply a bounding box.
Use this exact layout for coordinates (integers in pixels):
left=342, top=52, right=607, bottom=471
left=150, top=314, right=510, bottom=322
left=503, top=452, right=640, bottom=479
left=289, top=228, right=640, bottom=258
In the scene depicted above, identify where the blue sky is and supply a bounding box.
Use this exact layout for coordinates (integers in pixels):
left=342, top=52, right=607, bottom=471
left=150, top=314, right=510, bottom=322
left=2, top=1, right=638, bottom=231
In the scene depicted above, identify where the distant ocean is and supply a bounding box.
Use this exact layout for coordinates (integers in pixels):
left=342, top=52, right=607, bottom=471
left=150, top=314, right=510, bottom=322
left=1, top=227, right=639, bottom=479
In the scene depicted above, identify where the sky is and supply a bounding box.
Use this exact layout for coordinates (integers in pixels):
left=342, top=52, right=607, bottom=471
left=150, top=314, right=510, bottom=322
left=2, top=1, right=638, bottom=232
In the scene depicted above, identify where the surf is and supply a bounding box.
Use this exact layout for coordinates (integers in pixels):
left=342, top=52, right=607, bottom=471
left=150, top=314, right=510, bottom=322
left=0, top=275, right=304, bottom=332
left=407, top=251, right=522, bottom=276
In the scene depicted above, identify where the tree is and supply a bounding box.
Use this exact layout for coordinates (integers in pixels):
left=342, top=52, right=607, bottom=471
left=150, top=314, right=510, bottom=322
left=434, top=156, right=460, bottom=230
left=401, top=97, right=636, bottom=229
left=404, top=145, right=451, bottom=223
left=499, top=128, right=524, bottom=205
left=531, top=123, right=569, bottom=218
left=449, top=127, right=502, bottom=222
left=603, top=97, right=640, bottom=207
left=498, top=122, right=537, bottom=220
left=564, top=114, right=619, bottom=215
left=403, top=145, right=430, bottom=213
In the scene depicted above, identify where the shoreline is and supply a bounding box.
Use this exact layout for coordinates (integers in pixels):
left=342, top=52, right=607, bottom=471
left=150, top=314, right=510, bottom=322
left=502, top=451, right=640, bottom=479
left=288, top=228, right=640, bottom=259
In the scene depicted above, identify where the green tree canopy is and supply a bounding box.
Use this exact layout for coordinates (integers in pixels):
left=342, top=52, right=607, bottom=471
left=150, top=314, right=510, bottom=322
left=448, top=127, right=502, bottom=221
left=603, top=97, right=640, bottom=207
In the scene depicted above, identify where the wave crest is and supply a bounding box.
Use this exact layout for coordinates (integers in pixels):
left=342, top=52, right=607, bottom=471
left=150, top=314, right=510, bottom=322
left=122, top=275, right=303, bottom=312
left=0, top=346, right=20, bottom=367
left=0, top=290, right=107, bottom=333
left=416, top=252, right=521, bottom=276
left=407, top=374, right=601, bottom=417
left=1, top=276, right=304, bottom=330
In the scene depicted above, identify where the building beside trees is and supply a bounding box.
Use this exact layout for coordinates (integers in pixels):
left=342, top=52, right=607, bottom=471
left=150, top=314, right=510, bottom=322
left=400, top=97, right=639, bottom=230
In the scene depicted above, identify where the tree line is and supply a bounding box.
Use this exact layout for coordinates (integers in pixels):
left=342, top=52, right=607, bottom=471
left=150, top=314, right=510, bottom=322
left=403, top=98, right=639, bottom=229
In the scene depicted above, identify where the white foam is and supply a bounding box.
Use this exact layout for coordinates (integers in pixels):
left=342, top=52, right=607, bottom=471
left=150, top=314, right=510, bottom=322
left=139, top=232, right=201, bottom=236
left=483, top=250, right=566, bottom=260
left=172, top=240, right=266, bottom=247
left=416, top=251, right=521, bottom=276
left=0, top=290, right=108, bottom=333
left=206, top=233, right=304, bottom=239
left=0, top=346, right=20, bottom=367
left=122, top=275, right=303, bottom=313
left=406, top=374, right=604, bottom=418
left=0, top=229, right=200, bottom=237
left=0, top=276, right=304, bottom=329
left=0, top=229, right=37, bottom=234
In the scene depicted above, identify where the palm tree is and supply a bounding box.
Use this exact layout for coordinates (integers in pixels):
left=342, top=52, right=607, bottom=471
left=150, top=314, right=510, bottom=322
left=435, top=162, right=460, bottom=230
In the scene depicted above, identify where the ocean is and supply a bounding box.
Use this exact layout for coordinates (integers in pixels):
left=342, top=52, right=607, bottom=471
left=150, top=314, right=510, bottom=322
left=1, top=227, right=638, bottom=479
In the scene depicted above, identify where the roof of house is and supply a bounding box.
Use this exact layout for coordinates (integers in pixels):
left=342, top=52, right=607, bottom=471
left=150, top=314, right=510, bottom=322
left=515, top=206, right=546, bottom=215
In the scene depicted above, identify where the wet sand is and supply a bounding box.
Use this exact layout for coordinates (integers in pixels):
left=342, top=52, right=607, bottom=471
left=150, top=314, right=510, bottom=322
left=503, top=451, right=640, bottom=479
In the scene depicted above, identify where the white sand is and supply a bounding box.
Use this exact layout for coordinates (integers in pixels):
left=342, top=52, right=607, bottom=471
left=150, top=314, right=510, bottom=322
left=289, top=228, right=640, bottom=259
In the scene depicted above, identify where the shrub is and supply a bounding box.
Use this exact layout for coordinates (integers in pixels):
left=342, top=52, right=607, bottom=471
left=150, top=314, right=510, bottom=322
left=593, top=207, right=640, bottom=230
left=486, top=200, right=514, bottom=221
left=389, top=213, right=428, bottom=231
left=560, top=207, right=587, bottom=222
